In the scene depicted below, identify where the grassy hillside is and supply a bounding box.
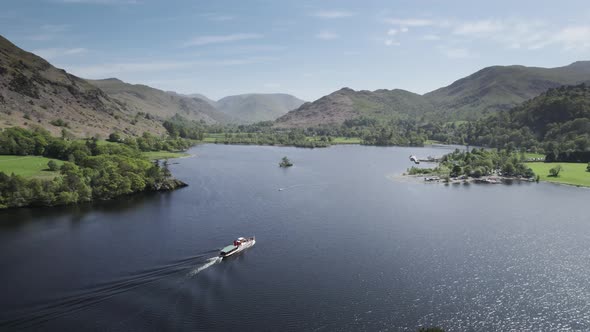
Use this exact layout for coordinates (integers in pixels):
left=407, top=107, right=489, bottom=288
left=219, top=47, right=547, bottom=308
left=217, top=93, right=305, bottom=124
left=443, top=84, right=590, bottom=152
left=425, top=62, right=590, bottom=120
left=275, top=88, right=433, bottom=128
left=88, top=79, right=230, bottom=124
left=0, top=155, right=64, bottom=179
left=0, top=34, right=163, bottom=137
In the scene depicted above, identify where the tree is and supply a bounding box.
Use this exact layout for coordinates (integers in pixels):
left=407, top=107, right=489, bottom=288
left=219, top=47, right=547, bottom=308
left=108, top=132, right=121, bottom=143
left=279, top=156, right=293, bottom=167
left=47, top=160, right=59, bottom=171
left=549, top=165, right=563, bottom=177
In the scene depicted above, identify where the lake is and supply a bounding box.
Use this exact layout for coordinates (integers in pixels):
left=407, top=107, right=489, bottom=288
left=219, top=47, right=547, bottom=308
left=1, top=144, right=589, bottom=331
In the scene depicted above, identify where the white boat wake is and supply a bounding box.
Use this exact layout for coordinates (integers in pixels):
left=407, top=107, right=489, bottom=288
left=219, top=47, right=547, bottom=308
left=187, top=257, right=222, bottom=277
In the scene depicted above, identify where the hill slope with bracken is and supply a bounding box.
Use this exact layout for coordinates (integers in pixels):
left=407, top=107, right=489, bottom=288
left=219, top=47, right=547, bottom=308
left=0, top=35, right=164, bottom=137
left=275, top=87, right=434, bottom=128
left=425, top=61, right=590, bottom=120
left=87, top=78, right=230, bottom=124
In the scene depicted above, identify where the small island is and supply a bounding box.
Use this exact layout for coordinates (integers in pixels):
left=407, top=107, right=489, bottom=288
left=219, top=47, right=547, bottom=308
left=279, top=156, right=293, bottom=168
left=404, top=148, right=537, bottom=185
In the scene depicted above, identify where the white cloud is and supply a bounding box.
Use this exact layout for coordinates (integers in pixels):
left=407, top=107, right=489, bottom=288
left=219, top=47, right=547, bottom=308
left=552, top=25, right=590, bottom=50
left=32, top=47, right=88, bottom=59
left=384, top=18, right=434, bottom=27
left=312, top=10, right=354, bottom=19
left=316, top=31, right=339, bottom=40
left=384, top=39, right=400, bottom=47
left=453, top=20, right=504, bottom=36
left=184, top=33, right=263, bottom=47
left=439, top=46, right=474, bottom=59
left=386, top=16, right=590, bottom=52
left=422, top=34, right=440, bottom=41
left=63, top=57, right=276, bottom=78
left=387, top=29, right=398, bottom=36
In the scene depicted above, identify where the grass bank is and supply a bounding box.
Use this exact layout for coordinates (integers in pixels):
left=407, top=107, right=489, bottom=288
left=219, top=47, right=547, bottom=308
left=0, top=155, right=64, bottom=179
left=526, top=162, right=590, bottom=187
left=141, top=151, right=189, bottom=160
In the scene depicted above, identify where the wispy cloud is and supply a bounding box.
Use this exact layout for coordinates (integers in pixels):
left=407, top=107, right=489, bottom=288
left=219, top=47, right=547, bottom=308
left=28, top=24, right=70, bottom=41
left=184, top=33, right=263, bottom=47
left=312, top=10, right=354, bottom=19
left=438, top=46, right=474, bottom=59
left=384, top=18, right=435, bottom=27
left=62, top=57, right=277, bottom=78
left=384, top=39, right=400, bottom=47
left=386, top=16, right=590, bottom=52
left=315, top=31, right=340, bottom=40
left=422, top=34, right=441, bottom=41
left=54, top=0, right=139, bottom=4
left=32, top=47, right=88, bottom=59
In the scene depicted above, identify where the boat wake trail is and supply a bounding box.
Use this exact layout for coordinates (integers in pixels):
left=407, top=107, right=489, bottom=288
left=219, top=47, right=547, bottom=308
left=187, top=257, right=222, bottom=277
left=0, top=252, right=221, bottom=330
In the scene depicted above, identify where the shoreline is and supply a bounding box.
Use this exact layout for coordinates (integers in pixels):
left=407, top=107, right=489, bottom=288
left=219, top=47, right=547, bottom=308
left=393, top=173, right=590, bottom=188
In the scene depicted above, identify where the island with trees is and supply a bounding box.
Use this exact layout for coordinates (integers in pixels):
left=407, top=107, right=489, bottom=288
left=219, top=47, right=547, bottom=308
left=405, top=148, right=537, bottom=184
left=279, top=157, right=293, bottom=168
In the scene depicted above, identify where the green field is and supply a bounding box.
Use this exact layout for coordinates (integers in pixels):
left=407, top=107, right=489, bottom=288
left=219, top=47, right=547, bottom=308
left=141, top=151, right=189, bottom=160
left=0, top=155, right=65, bottom=179
left=527, top=162, right=590, bottom=187
left=329, top=137, right=361, bottom=144
left=307, top=136, right=362, bottom=144
left=524, top=152, right=545, bottom=160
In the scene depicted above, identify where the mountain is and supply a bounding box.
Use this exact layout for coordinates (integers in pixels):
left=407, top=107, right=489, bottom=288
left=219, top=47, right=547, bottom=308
left=88, top=79, right=230, bottom=124
left=215, top=93, right=305, bottom=124
left=0, top=35, right=165, bottom=137
left=425, top=62, right=590, bottom=120
left=459, top=83, right=590, bottom=151
left=275, top=88, right=434, bottom=128
left=186, top=93, right=218, bottom=108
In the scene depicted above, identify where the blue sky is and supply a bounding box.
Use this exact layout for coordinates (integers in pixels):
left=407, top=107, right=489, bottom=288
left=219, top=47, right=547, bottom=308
left=2, top=0, right=590, bottom=101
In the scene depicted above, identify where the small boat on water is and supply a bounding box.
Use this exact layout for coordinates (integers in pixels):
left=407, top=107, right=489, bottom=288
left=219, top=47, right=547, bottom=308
left=219, top=236, right=256, bottom=258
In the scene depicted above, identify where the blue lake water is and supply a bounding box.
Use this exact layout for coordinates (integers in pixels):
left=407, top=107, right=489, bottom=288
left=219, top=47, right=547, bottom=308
left=1, top=144, right=589, bottom=331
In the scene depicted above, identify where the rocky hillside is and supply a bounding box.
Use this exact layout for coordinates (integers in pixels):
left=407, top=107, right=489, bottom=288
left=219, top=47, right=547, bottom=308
left=88, top=79, right=230, bottom=124
left=425, top=61, right=590, bottom=120
left=275, top=88, right=433, bottom=128
left=216, top=93, right=304, bottom=124
left=0, top=35, right=164, bottom=137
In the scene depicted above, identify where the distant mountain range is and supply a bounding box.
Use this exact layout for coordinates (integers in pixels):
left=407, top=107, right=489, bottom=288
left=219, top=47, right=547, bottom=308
left=0, top=34, right=304, bottom=136
left=88, top=78, right=230, bottom=124
left=216, top=93, right=304, bottom=124
left=277, top=61, right=590, bottom=127
left=1, top=33, right=589, bottom=137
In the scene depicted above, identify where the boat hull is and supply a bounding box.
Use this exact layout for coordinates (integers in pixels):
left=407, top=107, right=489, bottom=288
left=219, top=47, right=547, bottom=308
left=219, top=237, right=255, bottom=258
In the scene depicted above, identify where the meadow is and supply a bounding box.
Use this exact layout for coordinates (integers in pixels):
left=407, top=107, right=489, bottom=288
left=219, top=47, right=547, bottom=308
left=527, top=162, right=590, bottom=187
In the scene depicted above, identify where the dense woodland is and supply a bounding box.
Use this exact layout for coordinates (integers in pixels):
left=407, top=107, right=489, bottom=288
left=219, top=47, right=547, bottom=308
left=436, top=84, right=590, bottom=153
left=0, top=127, right=187, bottom=209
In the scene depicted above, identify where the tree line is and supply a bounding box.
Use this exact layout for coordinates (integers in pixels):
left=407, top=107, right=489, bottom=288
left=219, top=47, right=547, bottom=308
left=0, top=127, right=187, bottom=209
